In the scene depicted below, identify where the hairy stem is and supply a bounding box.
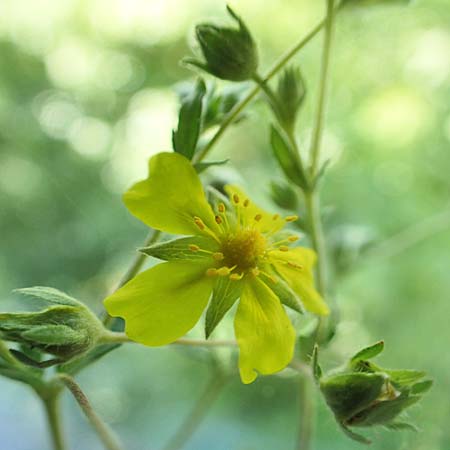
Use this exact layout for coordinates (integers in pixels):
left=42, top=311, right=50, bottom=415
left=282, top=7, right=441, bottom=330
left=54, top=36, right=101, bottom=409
left=42, top=392, right=66, bottom=450
left=297, top=374, right=315, bottom=450
left=309, top=0, right=337, bottom=176
left=162, top=374, right=228, bottom=450
left=57, top=374, right=124, bottom=450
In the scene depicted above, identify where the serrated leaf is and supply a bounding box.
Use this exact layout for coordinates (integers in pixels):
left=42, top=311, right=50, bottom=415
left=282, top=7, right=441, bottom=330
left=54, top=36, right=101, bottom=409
left=172, top=78, right=206, bottom=159
left=140, top=236, right=218, bottom=261
left=270, top=125, right=308, bottom=190
left=350, top=341, right=384, bottom=364
left=13, top=287, right=81, bottom=307
left=205, top=277, right=242, bottom=338
left=194, top=159, right=229, bottom=174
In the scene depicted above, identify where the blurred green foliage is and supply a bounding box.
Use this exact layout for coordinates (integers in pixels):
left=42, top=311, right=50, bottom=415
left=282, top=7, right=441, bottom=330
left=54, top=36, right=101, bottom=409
left=0, top=0, right=449, bottom=449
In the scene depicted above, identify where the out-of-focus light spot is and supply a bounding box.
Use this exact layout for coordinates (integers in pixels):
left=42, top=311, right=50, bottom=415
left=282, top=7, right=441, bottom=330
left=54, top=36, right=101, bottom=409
left=45, top=37, right=100, bottom=89
left=0, top=156, right=43, bottom=198
left=356, top=87, right=432, bottom=149
left=96, top=52, right=135, bottom=91
left=373, top=161, right=413, bottom=197
left=89, top=387, right=130, bottom=424
left=406, top=29, right=450, bottom=88
left=444, top=115, right=450, bottom=143
left=68, top=117, right=111, bottom=159
left=101, top=89, right=176, bottom=193
left=301, top=129, right=343, bottom=167
left=33, top=91, right=80, bottom=139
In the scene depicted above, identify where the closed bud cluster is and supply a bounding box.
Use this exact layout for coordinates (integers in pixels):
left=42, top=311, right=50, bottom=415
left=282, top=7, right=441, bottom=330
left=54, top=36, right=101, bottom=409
left=185, top=6, right=258, bottom=82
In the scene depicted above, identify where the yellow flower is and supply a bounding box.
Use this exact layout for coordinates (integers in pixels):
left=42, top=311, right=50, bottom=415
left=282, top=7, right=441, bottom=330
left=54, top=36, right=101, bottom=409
left=104, top=152, right=328, bottom=383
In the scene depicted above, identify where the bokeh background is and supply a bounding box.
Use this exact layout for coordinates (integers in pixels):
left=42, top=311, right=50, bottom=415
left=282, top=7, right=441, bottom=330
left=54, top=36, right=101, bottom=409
left=0, top=0, right=449, bottom=449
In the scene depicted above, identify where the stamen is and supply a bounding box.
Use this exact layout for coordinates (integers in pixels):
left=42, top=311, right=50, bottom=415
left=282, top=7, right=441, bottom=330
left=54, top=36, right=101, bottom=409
left=229, top=273, right=244, bottom=281
left=254, top=214, right=262, bottom=222
left=194, top=216, right=205, bottom=230
left=243, top=199, right=250, bottom=207
left=285, top=215, right=299, bottom=222
left=287, top=261, right=304, bottom=270
left=260, top=270, right=278, bottom=284
left=213, top=252, right=224, bottom=261
left=288, top=235, right=299, bottom=242
left=218, top=203, right=226, bottom=213
left=217, top=267, right=232, bottom=277
left=272, top=214, right=280, bottom=221
left=279, top=245, right=289, bottom=252
left=250, top=267, right=260, bottom=277
left=206, top=268, right=218, bottom=277
left=215, top=215, right=223, bottom=225
left=233, top=194, right=240, bottom=204
left=189, top=244, right=200, bottom=252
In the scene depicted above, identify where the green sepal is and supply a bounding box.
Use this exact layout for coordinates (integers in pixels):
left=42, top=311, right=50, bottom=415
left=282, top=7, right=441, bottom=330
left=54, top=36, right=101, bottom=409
left=205, top=277, right=242, bottom=338
left=270, top=125, right=309, bottom=190
left=383, top=369, right=426, bottom=387
left=410, top=379, right=433, bottom=395
left=13, top=286, right=81, bottom=307
left=269, top=277, right=304, bottom=314
left=339, top=423, right=371, bottom=445
left=140, top=236, right=218, bottom=261
left=312, top=345, right=322, bottom=383
left=350, top=341, right=384, bottom=365
left=320, top=372, right=386, bottom=422
left=173, top=78, right=206, bottom=159
left=385, top=421, right=419, bottom=432
left=194, top=159, right=229, bottom=174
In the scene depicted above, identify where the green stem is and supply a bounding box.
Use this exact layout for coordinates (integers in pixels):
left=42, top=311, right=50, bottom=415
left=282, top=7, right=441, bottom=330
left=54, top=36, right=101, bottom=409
left=42, top=392, right=66, bottom=450
left=193, top=12, right=335, bottom=164
left=297, top=373, right=315, bottom=450
left=309, top=0, right=337, bottom=176
left=57, top=374, right=124, bottom=450
left=162, top=375, right=228, bottom=450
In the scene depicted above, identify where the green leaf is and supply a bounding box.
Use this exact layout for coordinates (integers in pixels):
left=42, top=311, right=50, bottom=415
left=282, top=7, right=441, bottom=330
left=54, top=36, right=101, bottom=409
left=140, top=236, right=218, bottom=261
left=172, top=78, right=206, bottom=159
left=13, top=286, right=81, bottom=307
left=194, top=159, right=229, bottom=174
left=205, top=277, right=242, bottom=338
left=270, top=125, right=308, bottom=190
left=350, top=341, right=384, bottom=364
left=342, top=0, right=410, bottom=7
left=385, top=421, right=419, bottom=432
left=270, top=180, right=298, bottom=211
left=410, top=379, right=433, bottom=394
left=384, top=369, right=426, bottom=386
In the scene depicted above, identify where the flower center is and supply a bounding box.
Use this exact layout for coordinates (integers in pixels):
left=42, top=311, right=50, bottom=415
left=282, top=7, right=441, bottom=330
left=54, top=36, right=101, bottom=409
left=220, top=228, right=266, bottom=272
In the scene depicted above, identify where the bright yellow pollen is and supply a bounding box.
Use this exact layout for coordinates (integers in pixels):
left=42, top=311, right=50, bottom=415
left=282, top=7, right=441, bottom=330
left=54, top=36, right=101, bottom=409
left=189, top=244, right=200, bottom=252
left=229, top=273, right=243, bottom=281
left=288, top=236, right=299, bottom=242
left=285, top=215, right=298, bottom=222
left=220, top=229, right=266, bottom=272
left=206, top=268, right=218, bottom=277
left=287, top=261, right=303, bottom=270
left=194, top=216, right=205, bottom=230
left=217, top=267, right=232, bottom=276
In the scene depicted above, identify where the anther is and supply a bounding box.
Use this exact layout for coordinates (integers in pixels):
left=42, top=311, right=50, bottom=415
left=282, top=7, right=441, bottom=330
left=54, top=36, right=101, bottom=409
left=279, top=245, right=289, bottom=252
left=189, top=244, right=200, bottom=252
left=287, top=262, right=303, bottom=270
left=288, top=236, right=299, bottom=242
left=254, top=214, right=262, bottom=222
left=213, top=252, right=224, bottom=261
left=206, top=268, right=218, bottom=277
left=285, top=215, right=298, bottom=222
left=229, top=273, right=244, bottom=281
left=250, top=267, right=260, bottom=277
left=218, top=203, right=226, bottom=213
left=243, top=199, right=250, bottom=207
left=194, top=216, right=205, bottom=230
left=233, top=194, right=240, bottom=204
left=217, top=267, right=232, bottom=277
left=215, top=215, right=223, bottom=225
left=272, top=214, right=280, bottom=221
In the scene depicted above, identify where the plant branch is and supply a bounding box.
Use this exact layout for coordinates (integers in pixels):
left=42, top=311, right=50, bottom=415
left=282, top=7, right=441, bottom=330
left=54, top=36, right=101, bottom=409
left=297, top=373, right=315, bottom=450
left=162, top=374, right=228, bottom=450
left=42, top=391, right=66, bottom=450
left=193, top=9, right=340, bottom=164
left=57, top=374, right=124, bottom=450
left=309, top=0, right=337, bottom=176
left=100, top=331, right=237, bottom=348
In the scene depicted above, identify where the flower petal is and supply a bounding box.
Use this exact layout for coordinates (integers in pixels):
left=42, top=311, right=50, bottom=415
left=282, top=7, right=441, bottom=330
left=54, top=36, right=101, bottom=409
left=124, top=152, right=220, bottom=236
left=104, top=261, right=214, bottom=346
left=234, top=276, right=295, bottom=384
left=269, top=247, right=329, bottom=315
left=225, top=185, right=285, bottom=233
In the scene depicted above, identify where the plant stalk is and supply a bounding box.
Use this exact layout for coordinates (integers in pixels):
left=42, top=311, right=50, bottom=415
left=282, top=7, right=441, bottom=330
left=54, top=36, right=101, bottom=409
left=43, top=392, right=66, bottom=450
left=297, top=373, right=315, bottom=450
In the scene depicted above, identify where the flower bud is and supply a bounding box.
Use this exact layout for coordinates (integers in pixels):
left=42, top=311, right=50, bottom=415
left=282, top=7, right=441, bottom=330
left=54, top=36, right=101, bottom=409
left=0, top=287, right=106, bottom=366
left=315, top=342, right=432, bottom=442
left=185, top=6, right=258, bottom=82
